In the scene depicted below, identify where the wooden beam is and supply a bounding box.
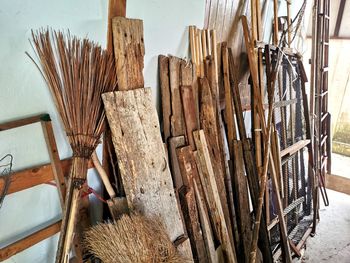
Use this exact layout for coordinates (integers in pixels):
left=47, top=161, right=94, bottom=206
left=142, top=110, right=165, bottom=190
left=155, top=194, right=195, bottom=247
left=0, top=114, right=49, bottom=131
left=0, top=221, right=61, bottom=261
left=334, top=0, right=346, bottom=37
left=112, top=17, right=145, bottom=91
left=102, top=88, right=193, bottom=258
left=326, top=173, right=350, bottom=195
left=280, top=140, right=310, bottom=158
left=0, top=159, right=93, bottom=195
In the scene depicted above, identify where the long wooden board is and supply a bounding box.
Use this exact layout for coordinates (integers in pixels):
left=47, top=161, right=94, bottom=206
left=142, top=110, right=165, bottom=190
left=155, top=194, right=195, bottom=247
left=159, top=55, right=172, bottom=143
left=169, top=56, right=186, bottom=137
left=102, top=88, right=193, bottom=259
left=112, top=17, right=145, bottom=91
left=194, top=130, right=237, bottom=263
left=0, top=221, right=61, bottom=261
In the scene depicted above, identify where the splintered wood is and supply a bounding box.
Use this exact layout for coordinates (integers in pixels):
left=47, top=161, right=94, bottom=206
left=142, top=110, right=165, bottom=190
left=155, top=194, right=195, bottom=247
left=102, top=88, right=192, bottom=259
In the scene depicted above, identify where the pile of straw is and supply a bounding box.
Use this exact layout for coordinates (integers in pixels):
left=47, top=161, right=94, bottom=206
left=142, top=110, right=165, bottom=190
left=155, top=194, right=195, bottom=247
left=85, top=214, right=186, bottom=263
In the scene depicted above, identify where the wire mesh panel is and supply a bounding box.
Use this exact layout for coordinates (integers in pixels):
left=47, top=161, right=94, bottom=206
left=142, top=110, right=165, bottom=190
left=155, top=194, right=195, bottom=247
left=267, top=50, right=313, bottom=253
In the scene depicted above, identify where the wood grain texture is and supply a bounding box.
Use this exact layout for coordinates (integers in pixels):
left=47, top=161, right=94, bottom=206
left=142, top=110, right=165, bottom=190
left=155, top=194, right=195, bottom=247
left=199, top=78, right=232, bottom=241
left=159, top=55, right=172, bottom=143
left=194, top=130, right=237, bottom=263
left=169, top=56, right=186, bottom=137
left=181, top=86, right=199, bottom=150
left=102, top=88, right=192, bottom=259
left=0, top=221, right=61, bottom=261
left=169, top=136, right=186, bottom=189
left=112, top=17, right=144, bottom=90
left=107, top=0, right=126, bottom=52
left=193, top=179, right=218, bottom=263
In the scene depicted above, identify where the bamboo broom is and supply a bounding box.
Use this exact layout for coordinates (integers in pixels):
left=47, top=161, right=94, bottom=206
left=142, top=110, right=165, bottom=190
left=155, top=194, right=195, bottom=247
left=28, top=29, right=118, bottom=263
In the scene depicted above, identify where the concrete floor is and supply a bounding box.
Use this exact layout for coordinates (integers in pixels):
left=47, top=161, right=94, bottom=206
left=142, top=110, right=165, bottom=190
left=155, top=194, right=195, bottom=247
left=332, top=153, right=350, bottom=179
left=300, top=189, right=350, bottom=262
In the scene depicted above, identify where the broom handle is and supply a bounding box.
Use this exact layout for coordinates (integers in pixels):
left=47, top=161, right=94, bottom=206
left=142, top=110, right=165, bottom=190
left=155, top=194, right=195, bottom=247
left=91, top=151, right=116, bottom=199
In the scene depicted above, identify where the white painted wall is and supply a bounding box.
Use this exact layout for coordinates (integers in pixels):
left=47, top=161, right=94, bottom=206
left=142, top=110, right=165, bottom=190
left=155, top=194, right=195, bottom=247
left=0, top=0, right=205, bottom=262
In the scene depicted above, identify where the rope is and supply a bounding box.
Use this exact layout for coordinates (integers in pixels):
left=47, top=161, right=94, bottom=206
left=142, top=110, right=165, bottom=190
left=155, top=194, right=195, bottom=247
left=45, top=182, right=107, bottom=203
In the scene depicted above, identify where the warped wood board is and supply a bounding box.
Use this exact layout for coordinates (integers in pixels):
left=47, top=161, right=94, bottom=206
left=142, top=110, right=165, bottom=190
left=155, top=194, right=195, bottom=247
left=199, top=78, right=232, bottom=242
left=102, top=88, right=193, bottom=259
left=193, top=130, right=237, bottom=263
left=159, top=55, right=172, bottom=143
left=169, top=136, right=186, bottom=189
left=326, top=174, right=350, bottom=195
left=181, top=86, right=198, bottom=150
left=112, top=17, right=145, bottom=90
left=169, top=56, right=186, bottom=137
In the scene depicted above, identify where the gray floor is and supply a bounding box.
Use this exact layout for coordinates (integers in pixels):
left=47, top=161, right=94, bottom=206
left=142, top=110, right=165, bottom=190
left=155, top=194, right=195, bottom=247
left=300, top=189, right=350, bottom=262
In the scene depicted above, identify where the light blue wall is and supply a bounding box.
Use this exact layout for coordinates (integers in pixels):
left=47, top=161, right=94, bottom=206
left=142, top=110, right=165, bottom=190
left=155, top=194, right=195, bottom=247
left=0, top=0, right=204, bottom=262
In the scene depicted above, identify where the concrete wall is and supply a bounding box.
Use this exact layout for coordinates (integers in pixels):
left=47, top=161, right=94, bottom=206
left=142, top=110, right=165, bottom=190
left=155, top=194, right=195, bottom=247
left=0, top=0, right=204, bottom=262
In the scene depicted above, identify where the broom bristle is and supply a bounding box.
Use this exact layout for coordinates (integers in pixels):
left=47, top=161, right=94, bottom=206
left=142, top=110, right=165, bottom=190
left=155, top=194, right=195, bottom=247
left=28, top=29, right=118, bottom=159
left=84, top=213, right=187, bottom=263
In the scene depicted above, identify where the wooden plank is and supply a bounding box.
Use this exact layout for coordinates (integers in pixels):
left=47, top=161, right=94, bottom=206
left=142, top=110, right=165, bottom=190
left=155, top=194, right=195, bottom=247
left=169, top=136, right=186, bottom=189
left=232, top=140, right=252, bottom=262
left=102, top=88, right=193, bottom=259
left=193, top=130, right=237, bottom=263
left=41, top=120, right=66, bottom=207
left=169, top=56, right=186, bottom=137
left=158, top=55, right=172, bottom=143
left=112, top=17, right=144, bottom=90
left=326, top=174, right=350, bottom=195
left=181, top=86, right=198, bottom=150
left=0, top=221, right=61, bottom=261
left=176, top=146, right=207, bottom=263
left=193, top=179, right=218, bottom=263
left=0, top=114, right=48, bottom=131
left=0, top=159, right=94, bottom=195
left=280, top=140, right=310, bottom=157
left=107, top=0, right=126, bottom=52
left=199, top=77, right=232, bottom=244
left=228, top=48, right=273, bottom=263
left=179, top=186, right=208, bottom=263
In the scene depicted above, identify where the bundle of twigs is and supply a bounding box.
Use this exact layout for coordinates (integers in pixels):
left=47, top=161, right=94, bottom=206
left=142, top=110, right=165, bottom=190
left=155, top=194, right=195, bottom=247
left=28, top=29, right=117, bottom=263
left=85, top=213, right=185, bottom=263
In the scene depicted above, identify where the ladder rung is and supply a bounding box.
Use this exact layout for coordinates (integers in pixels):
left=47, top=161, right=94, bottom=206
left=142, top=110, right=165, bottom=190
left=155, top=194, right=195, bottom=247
left=321, top=112, right=329, bottom=122
left=321, top=156, right=328, bottom=170
left=321, top=135, right=328, bottom=146
left=319, top=91, right=328, bottom=97
left=319, top=13, right=330, bottom=20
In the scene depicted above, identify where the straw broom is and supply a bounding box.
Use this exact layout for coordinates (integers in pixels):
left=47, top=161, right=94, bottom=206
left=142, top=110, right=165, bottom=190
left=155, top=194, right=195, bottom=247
left=84, top=213, right=185, bottom=263
left=28, top=29, right=118, bottom=263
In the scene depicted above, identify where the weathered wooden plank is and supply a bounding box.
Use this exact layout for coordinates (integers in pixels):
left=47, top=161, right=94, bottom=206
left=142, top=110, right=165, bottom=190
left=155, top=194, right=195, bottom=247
left=193, top=178, right=218, bottom=263
left=176, top=146, right=207, bottom=262
left=112, top=17, right=144, bottom=90
left=0, top=221, right=61, bottom=261
left=280, top=140, right=311, bottom=158
left=326, top=174, right=350, bottom=195
left=193, top=130, right=237, bottom=263
left=159, top=55, right=172, bottom=143
left=181, top=86, right=198, bottom=150
left=169, top=56, right=186, bottom=137
left=102, top=88, right=193, bottom=259
left=232, top=140, right=252, bottom=262
left=199, top=77, right=232, bottom=243
left=106, top=0, right=126, bottom=52
left=169, top=136, right=186, bottom=189
left=179, top=186, right=208, bottom=263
